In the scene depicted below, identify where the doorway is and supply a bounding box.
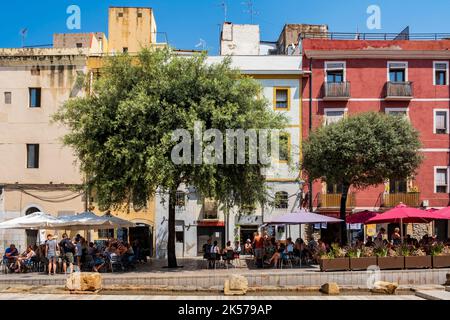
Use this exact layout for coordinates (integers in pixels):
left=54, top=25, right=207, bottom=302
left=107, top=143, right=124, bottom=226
left=240, top=226, right=258, bottom=245
left=25, top=207, right=40, bottom=247
left=129, top=224, right=153, bottom=261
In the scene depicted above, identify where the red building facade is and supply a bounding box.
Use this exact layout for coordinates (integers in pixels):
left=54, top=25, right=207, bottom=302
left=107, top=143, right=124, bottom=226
left=300, top=37, right=450, bottom=239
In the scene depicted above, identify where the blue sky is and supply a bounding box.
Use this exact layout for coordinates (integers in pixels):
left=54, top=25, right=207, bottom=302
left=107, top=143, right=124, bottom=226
left=1, top=0, right=450, bottom=54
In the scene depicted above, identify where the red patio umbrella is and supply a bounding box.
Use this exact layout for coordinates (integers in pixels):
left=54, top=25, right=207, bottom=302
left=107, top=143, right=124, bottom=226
left=346, top=210, right=379, bottom=224
left=365, top=204, right=449, bottom=243
left=433, top=207, right=450, bottom=219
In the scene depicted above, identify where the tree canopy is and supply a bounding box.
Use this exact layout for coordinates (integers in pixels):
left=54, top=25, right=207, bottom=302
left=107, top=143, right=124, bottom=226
left=302, top=112, right=423, bottom=244
left=54, top=48, right=287, bottom=267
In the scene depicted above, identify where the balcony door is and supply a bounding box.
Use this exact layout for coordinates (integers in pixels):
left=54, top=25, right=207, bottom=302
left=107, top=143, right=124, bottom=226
left=389, top=179, right=407, bottom=194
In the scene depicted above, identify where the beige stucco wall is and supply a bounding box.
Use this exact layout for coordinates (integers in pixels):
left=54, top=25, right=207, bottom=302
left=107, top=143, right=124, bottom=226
left=108, top=7, right=156, bottom=53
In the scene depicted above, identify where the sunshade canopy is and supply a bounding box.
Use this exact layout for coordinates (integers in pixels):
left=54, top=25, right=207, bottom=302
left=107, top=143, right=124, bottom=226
left=266, top=209, right=343, bottom=225
left=346, top=210, right=379, bottom=224
left=0, top=212, right=61, bottom=230
left=365, top=204, right=448, bottom=224
left=54, top=211, right=136, bottom=230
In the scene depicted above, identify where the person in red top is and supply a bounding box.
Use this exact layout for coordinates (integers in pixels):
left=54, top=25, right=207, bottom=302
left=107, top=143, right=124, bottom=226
left=253, top=232, right=264, bottom=268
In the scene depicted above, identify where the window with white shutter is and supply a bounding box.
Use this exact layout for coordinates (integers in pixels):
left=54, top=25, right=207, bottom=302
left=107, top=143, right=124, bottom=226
left=435, top=168, right=448, bottom=193
left=434, top=110, right=448, bottom=134
left=325, top=110, right=345, bottom=125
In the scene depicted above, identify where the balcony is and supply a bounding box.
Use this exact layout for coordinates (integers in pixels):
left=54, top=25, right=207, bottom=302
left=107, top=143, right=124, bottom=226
left=381, top=192, right=421, bottom=208
left=323, top=81, right=351, bottom=100
left=317, top=193, right=356, bottom=209
left=385, top=82, right=413, bottom=100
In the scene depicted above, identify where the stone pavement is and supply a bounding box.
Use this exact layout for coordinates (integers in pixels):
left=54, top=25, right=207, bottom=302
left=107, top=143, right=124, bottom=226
left=415, top=290, right=450, bottom=300
left=0, top=293, right=424, bottom=300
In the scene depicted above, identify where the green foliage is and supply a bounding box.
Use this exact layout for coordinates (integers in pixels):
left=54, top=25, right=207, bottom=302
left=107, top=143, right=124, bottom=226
left=373, top=242, right=388, bottom=257
left=430, top=243, right=445, bottom=256
left=53, top=48, right=287, bottom=211
left=302, top=112, right=423, bottom=188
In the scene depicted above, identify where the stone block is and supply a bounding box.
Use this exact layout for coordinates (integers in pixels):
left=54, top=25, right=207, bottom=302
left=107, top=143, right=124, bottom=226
left=320, top=282, right=340, bottom=295
left=66, top=272, right=102, bottom=292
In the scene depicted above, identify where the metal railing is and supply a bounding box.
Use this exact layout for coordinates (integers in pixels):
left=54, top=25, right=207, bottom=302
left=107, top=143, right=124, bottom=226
left=386, top=81, right=413, bottom=98
left=299, top=32, right=450, bottom=41
left=318, top=193, right=356, bottom=208
left=324, top=81, right=351, bottom=99
left=381, top=192, right=421, bottom=207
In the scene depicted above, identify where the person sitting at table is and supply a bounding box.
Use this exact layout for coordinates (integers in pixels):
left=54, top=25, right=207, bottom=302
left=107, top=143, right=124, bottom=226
left=285, top=238, right=294, bottom=254
left=244, top=239, right=253, bottom=255
left=233, top=241, right=241, bottom=254
left=365, top=236, right=375, bottom=247
left=14, top=245, right=36, bottom=273
left=267, top=242, right=285, bottom=268
left=3, top=244, right=19, bottom=271
left=392, top=228, right=401, bottom=246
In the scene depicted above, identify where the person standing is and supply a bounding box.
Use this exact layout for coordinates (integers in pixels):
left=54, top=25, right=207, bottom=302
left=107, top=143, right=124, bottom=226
left=45, top=234, right=58, bottom=275
left=253, top=232, right=264, bottom=268
left=74, top=238, right=82, bottom=272
left=59, top=233, right=75, bottom=274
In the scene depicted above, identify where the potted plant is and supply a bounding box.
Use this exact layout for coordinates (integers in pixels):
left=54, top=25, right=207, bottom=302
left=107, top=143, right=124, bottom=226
left=319, top=244, right=350, bottom=272
left=348, top=246, right=377, bottom=271
left=404, top=247, right=431, bottom=269
left=431, top=244, right=450, bottom=268
left=376, top=243, right=404, bottom=270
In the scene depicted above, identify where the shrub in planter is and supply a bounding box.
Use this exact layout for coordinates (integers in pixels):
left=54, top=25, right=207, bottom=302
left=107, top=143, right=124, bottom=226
left=347, top=246, right=376, bottom=270
left=376, top=245, right=404, bottom=270
left=431, top=244, right=450, bottom=268
left=319, top=244, right=350, bottom=272
left=404, top=248, right=431, bottom=269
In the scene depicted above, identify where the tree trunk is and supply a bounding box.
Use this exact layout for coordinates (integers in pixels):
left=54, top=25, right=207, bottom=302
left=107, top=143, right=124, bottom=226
left=167, top=186, right=178, bottom=268
left=339, top=183, right=350, bottom=246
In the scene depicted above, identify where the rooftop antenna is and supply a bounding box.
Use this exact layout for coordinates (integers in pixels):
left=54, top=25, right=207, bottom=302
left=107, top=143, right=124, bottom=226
left=20, top=28, right=28, bottom=48
left=219, top=0, right=228, bottom=22
left=242, top=0, right=259, bottom=24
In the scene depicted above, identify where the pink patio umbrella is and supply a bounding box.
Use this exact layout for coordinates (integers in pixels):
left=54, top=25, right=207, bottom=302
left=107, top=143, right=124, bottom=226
left=346, top=210, right=379, bottom=224
left=433, top=207, right=450, bottom=219
left=365, top=204, right=449, bottom=243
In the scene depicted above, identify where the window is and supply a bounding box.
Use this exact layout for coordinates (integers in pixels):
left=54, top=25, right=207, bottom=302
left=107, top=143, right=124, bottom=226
left=435, top=167, right=449, bottom=193
left=326, top=183, right=344, bottom=194
left=385, top=108, right=409, bottom=118
left=389, top=179, right=407, bottom=194
left=434, top=110, right=449, bottom=134
left=388, top=62, right=407, bottom=82
left=434, top=62, right=448, bottom=85
left=117, top=12, right=123, bottom=18
left=274, top=191, right=289, bottom=209
left=98, top=229, right=114, bottom=239
left=4, top=92, right=11, bottom=104
left=26, top=144, right=39, bottom=169
left=76, top=43, right=83, bottom=48
left=137, top=12, right=143, bottom=18
left=325, top=62, right=345, bottom=83
left=175, top=221, right=184, bottom=243
left=123, top=47, right=128, bottom=53
left=324, top=109, right=346, bottom=125
left=278, top=133, right=290, bottom=162
left=203, top=198, right=218, bottom=219
left=29, top=88, right=41, bottom=108
left=176, top=191, right=186, bottom=208
left=273, top=88, right=290, bottom=110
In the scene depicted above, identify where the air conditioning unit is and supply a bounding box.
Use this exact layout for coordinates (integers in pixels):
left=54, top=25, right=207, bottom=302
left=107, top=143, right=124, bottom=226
left=422, top=200, right=429, bottom=207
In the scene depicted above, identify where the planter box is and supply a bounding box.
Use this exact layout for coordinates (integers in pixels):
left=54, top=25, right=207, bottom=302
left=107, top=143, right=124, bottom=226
left=350, top=257, right=377, bottom=271
left=404, top=256, right=432, bottom=269
left=319, top=258, right=350, bottom=272
left=432, top=255, right=450, bottom=268
left=377, top=256, right=404, bottom=270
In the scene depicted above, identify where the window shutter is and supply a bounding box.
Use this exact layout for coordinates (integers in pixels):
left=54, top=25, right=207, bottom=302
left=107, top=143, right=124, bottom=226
left=436, top=169, right=447, bottom=186
left=435, top=111, right=447, bottom=130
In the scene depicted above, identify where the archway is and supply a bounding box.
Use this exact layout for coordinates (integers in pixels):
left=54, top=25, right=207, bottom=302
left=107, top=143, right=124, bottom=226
left=25, top=207, right=40, bottom=247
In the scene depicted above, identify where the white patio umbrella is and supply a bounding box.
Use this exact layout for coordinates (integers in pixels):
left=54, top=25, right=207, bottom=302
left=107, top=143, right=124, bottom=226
left=0, top=212, right=62, bottom=230
left=53, top=211, right=135, bottom=230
